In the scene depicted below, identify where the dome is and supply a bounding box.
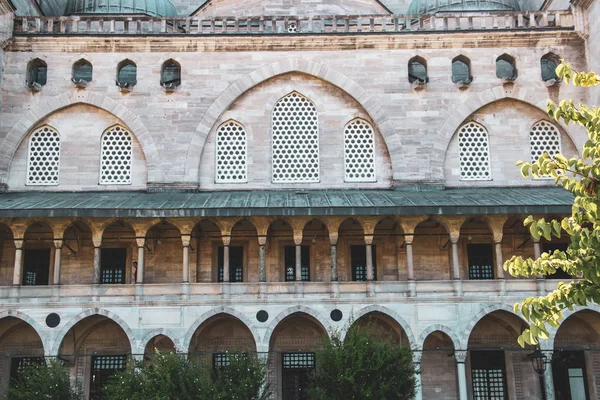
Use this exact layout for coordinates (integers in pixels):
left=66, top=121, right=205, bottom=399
left=407, top=0, right=520, bottom=14
left=65, top=0, right=177, bottom=17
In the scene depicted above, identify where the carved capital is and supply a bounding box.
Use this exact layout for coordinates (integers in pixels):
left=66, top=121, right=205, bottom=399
left=450, top=233, right=460, bottom=244
left=91, top=234, right=103, bottom=248
left=135, top=237, right=145, bottom=248
left=54, top=239, right=63, bottom=249
left=455, top=350, right=468, bottom=363
left=293, top=232, right=304, bottom=246
left=364, top=235, right=374, bottom=245
left=222, top=236, right=231, bottom=246
left=181, top=234, right=192, bottom=247
left=13, top=239, right=24, bottom=250
left=404, top=234, right=415, bottom=245
left=329, top=232, right=339, bottom=245
left=257, top=236, right=267, bottom=246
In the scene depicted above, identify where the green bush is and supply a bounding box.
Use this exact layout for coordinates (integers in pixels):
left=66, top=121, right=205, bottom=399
left=6, top=359, right=83, bottom=400
left=212, top=353, right=270, bottom=400
left=307, top=323, right=418, bottom=400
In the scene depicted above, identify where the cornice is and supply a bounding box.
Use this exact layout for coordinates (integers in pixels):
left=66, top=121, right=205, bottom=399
left=8, top=29, right=584, bottom=52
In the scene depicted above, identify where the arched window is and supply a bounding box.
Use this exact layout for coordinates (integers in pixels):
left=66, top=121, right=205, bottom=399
left=215, top=120, right=247, bottom=183
left=161, top=59, right=181, bottom=89
left=27, top=125, right=61, bottom=186
left=271, top=92, right=319, bottom=183
left=541, top=53, right=560, bottom=82
left=116, top=59, right=137, bottom=87
left=100, top=125, right=133, bottom=185
left=530, top=120, right=561, bottom=164
left=458, top=122, right=491, bottom=181
left=496, top=54, right=517, bottom=80
left=72, top=59, right=93, bottom=83
left=452, top=55, right=472, bottom=84
left=26, top=58, right=47, bottom=87
left=344, top=119, right=376, bottom=182
left=408, top=56, right=428, bottom=83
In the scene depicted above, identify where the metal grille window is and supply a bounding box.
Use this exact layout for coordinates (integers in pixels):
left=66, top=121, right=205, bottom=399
left=344, top=119, right=376, bottom=182
left=471, top=351, right=508, bottom=400
left=284, top=246, right=310, bottom=282
left=213, top=352, right=230, bottom=368
left=458, top=122, right=491, bottom=181
left=10, top=357, right=44, bottom=385
left=27, top=125, right=61, bottom=186
left=351, top=245, right=376, bottom=281
left=468, top=244, right=494, bottom=280
left=22, top=249, right=50, bottom=286
left=100, top=248, right=126, bottom=284
left=271, top=92, right=319, bottom=183
left=530, top=120, right=561, bottom=165
left=218, top=246, right=244, bottom=283
left=90, top=355, right=126, bottom=400
left=282, top=352, right=315, bottom=400
left=100, top=125, right=133, bottom=185
left=215, top=121, right=247, bottom=183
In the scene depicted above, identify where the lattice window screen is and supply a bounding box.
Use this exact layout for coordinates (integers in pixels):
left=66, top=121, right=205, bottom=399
left=458, top=122, right=492, bottom=181
left=344, top=119, right=376, bottom=182
left=530, top=120, right=561, bottom=163
left=27, top=126, right=61, bottom=186
left=271, top=92, right=319, bottom=183
left=215, top=121, right=247, bottom=183
left=100, top=126, right=133, bottom=185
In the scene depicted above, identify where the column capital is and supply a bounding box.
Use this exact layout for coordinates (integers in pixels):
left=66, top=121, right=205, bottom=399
left=257, top=236, right=267, bottom=246
left=222, top=235, right=231, bottom=246
left=404, top=234, right=415, bottom=245
left=135, top=237, right=145, bottom=248
left=455, top=350, right=468, bottom=363
left=13, top=239, right=24, bottom=249
left=329, top=232, right=339, bottom=246
left=181, top=234, right=192, bottom=247
left=293, top=232, right=303, bottom=246
left=54, top=239, right=63, bottom=249
left=364, top=235, right=374, bottom=245
left=450, top=233, right=460, bottom=244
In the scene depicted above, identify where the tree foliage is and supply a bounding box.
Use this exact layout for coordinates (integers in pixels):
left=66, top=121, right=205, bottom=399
left=504, top=60, right=600, bottom=346
left=6, top=359, right=83, bottom=400
left=102, top=352, right=268, bottom=400
left=307, top=322, right=417, bottom=400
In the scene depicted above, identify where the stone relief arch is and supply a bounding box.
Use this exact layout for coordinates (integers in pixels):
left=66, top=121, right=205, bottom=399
left=0, top=91, right=161, bottom=185
left=460, top=303, right=528, bottom=348
left=549, top=304, right=600, bottom=350
left=182, top=306, right=261, bottom=353
left=50, top=308, right=136, bottom=356
left=262, top=306, right=332, bottom=346
left=417, top=324, right=462, bottom=351
left=0, top=310, right=48, bottom=355
left=184, top=58, right=401, bottom=182
left=137, top=328, right=182, bottom=354
left=349, top=304, right=416, bottom=350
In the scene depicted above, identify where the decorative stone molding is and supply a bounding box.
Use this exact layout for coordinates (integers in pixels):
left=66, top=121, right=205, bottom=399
left=349, top=304, right=417, bottom=350
left=417, top=324, right=463, bottom=351
left=0, top=309, right=48, bottom=355
left=262, top=305, right=332, bottom=346
left=459, top=303, right=525, bottom=348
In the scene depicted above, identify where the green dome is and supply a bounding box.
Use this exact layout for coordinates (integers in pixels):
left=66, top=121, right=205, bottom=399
left=65, top=0, right=177, bottom=17
left=407, top=0, right=520, bottom=14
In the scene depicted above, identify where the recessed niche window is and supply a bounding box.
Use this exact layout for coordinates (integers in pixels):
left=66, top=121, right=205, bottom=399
left=271, top=92, right=320, bottom=183
left=471, top=351, right=508, bottom=399
left=72, top=59, right=93, bottom=84
left=215, top=121, right=247, bottom=183
left=100, top=125, right=133, bottom=185
left=161, top=59, right=181, bottom=89
left=541, top=53, right=561, bottom=82
left=26, top=125, right=61, bottom=186
left=495, top=54, right=517, bottom=81
left=344, top=119, right=376, bottom=182
left=458, top=122, right=491, bottom=181
left=116, top=59, right=137, bottom=88
left=408, top=56, right=428, bottom=83
left=452, top=55, right=472, bottom=84
left=26, top=58, right=47, bottom=88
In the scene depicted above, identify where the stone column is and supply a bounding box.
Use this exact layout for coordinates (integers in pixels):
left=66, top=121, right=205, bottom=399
left=406, top=235, right=416, bottom=297
left=540, top=345, right=556, bottom=400
left=414, top=360, right=423, bottom=400
left=12, top=239, right=24, bottom=286
left=258, top=236, right=267, bottom=282
left=182, top=234, right=191, bottom=283
left=295, top=244, right=302, bottom=282
left=365, top=234, right=374, bottom=281
left=451, top=237, right=460, bottom=280
left=494, top=242, right=504, bottom=279
left=136, top=237, right=145, bottom=284
left=456, top=351, right=468, bottom=400
left=93, top=246, right=101, bottom=284
left=330, top=232, right=338, bottom=282
left=222, top=236, right=231, bottom=283
left=53, top=239, right=63, bottom=285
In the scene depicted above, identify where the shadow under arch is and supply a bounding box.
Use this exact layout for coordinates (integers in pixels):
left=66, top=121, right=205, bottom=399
left=0, top=92, right=161, bottom=184
left=348, top=304, right=416, bottom=349
left=417, top=324, right=462, bottom=351
left=50, top=308, right=136, bottom=356
left=551, top=305, right=600, bottom=350
left=184, top=58, right=401, bottom=183
left=138, top=328, right=181, bottom=355
left=262, top=306, right=332, bottom=346
left=0, top=310, right=47, bottom=355
left=460, top=303, right=528, bottom=348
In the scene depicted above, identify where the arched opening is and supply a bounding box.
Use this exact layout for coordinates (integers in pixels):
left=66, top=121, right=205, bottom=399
left=459, top=218, right=494, bottom=280
left=421, top=331, right=458, bottom=400
left=373, top=217, right=404, bottom=281
left=0, top=317, right=44, bottom=396
left=301, top=219, right=330, bottom=282
left=343, top=118, right=377, bottom=183
left=22, top=221, right=54, bottom=286
left=467, top=311, right=537, bottom=399
left=60, top=221, right=94, bottom=285
left=496, top=54, right=517, bottom=80
left=160, top=59, right=181, bottom=89
left=116, top=59, right=137, bottom=88
left=267, top=219, right=295, bottom=282
left=100, top=221, right=136, bottom=284
left=144, top=221, right=182, bottom=284
left=0, top=223, right=15, bottom=286
left=337, top=218, right=371, bottom=282
left=215, top=120, right=248, bottom=183
left=349, top=311, right=409, bottom=346
left=408, top=56, right=428, bottom=83
left=553, top=310, right=600, bottom=399
left=501, top=216, right=535, bottom=280
left=193, top=219, right=222, bottom=283
left=452, top=55, right=472, bottom=84
left=144, top=335, right=176, bottom=360
left=541, top=53, right=561, bottom=82
left=58, top=315, right=132, bottom=400
left=72, top=59, right=93, bottom=83
left=26, top=58, right=47, bottom=87
left=413, top=219, right=451, bottom=281
left=225, top=219, right=258, bottom=283
left=268, top=312, right=328, bottom=400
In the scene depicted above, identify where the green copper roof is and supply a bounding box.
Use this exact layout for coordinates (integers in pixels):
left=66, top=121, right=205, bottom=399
left=0, top=187, right=572, bottom=218
left=65, top=0, right=177, bottom=17
left=407, top=0, right=520, bottom=15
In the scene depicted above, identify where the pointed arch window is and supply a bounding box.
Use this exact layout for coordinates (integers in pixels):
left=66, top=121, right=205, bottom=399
left=530, top=120, right=561, bottom=168
left=496, top=54, right=517, bottom=81
left=27, top=126, right=61, bottom=186
left=408, top=56, right=428, bottom=83
left=26, top=58, right=47, bottom=87
left=541, top=53, right=560, bottom=82
left=271, top=92, right=320, bottom=183
left=215, top=120, right=247, bottom=183
left=72, top=59, right=93, bottom=83
left=344, top=119, right=376, bottom=182
left=116, top=59, right=137, bottom=88
left=161, top=59, right=181, bottom=89
left=458, top=122, right=491, bottom=181
left=452, top=55, right=472, bottom=84
left=100, top=125, right=133, bottom=185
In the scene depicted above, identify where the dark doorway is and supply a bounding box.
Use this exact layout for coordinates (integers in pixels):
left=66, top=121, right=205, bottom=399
left=282, top=352, right=315, bottom=400
left=553, top=350, right=589, bottom=400
left=351, top=245, right=376, bottom=281
left=218, top=246, right=243, bottom=283
left=468, top=244, right=495, bottom=280
left=9, top=357, right=44, bottom=386
left=22, top=249, right=50, bottom=286
left=284, top=246, right=310, bottom=282
left=100, top=248, right=127, bottom=284
left=89, top=355, right=127, bottom=400
left=470, top=350, right=508, bottom=399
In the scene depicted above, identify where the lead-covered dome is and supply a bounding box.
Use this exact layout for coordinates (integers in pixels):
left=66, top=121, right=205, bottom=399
left=407, top=0, right=519, bottom=14
left=65, top=0, right=177, bottom=17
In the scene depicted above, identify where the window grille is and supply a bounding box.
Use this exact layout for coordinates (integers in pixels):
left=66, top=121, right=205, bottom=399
left=468, top=244, right=494, bottom=280
left=10, top=357, right=44, bottom=384
left=471, top=351, right=508, bottom=400
left=100, top=126, right=133, bottom=185
left=458, top=122, right=491, bottom=181
left=218, top=246, right=244, bottom=283
left=351, top=245, right=376, bottom=281
left=283, top=353, right=315, bottom=369
left=271, top=92, right=319, bottom=183
left=282, top=352, right=315, bottom=400
left=215, top=121, right=247, bottom=183
left=344, top=119, right=376, bottom=182
left=530, top=120, right=561, bottom=165
left=213, top=353, right=230, bottom=367
left=90, top=355, right=126, bottom=400
left=26, top=126, right=61, bottom=186
left=22, top=249, right=50, bottom=286
left=100, top=248, right=126, bottom=284
left=284, top=246, right=310, bottom=282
